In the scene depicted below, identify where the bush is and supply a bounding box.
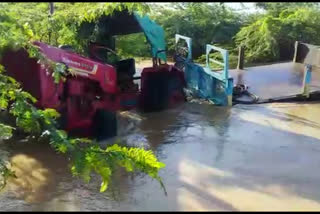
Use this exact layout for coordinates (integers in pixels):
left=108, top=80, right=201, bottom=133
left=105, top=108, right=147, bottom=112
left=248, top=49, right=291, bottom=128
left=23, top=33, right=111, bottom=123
left=235, top=7, right=320, bottom=63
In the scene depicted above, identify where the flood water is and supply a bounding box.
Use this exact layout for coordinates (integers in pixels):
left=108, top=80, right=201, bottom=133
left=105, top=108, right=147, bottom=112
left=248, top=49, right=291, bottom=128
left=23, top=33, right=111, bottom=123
left=1, top=101, right=320, bottom=211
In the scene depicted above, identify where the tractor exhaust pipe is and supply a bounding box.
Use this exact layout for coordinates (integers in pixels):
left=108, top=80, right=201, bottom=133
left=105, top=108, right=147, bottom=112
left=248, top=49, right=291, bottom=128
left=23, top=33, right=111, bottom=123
left=48, top=3, right=54, bottom=43
left=49, top=2, right=54, bottom=15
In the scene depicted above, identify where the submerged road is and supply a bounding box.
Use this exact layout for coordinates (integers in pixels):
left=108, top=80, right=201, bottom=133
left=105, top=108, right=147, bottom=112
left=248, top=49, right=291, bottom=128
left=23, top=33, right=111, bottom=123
left=0, top=101, right=320, bottom=211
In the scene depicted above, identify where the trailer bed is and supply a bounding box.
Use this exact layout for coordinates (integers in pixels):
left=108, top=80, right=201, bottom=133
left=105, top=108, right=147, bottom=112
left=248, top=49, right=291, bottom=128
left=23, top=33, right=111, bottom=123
left=229, top=62, right=320, bottom=101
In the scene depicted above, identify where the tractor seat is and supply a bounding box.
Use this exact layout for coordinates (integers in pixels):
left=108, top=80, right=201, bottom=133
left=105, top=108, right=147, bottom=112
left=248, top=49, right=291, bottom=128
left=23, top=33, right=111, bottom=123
left=115, top=58, right=136, bottom=76
left=59, top=45, right=75, bottom=52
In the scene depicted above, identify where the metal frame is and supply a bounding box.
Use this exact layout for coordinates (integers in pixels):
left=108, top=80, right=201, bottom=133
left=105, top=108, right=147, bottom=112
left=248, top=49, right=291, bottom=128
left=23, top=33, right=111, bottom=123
left=175, top=34, right=192, bottom=61
left=302, top=64, right=312, bottom=98
left=205, top=44, right=230, bottom=89
left=175, top=34, right=233, bottom=106
left=293, top=41, right=314, bottom=98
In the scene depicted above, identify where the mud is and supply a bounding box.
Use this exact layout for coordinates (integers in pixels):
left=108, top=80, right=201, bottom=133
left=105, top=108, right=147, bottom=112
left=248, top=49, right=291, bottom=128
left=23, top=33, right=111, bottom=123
left=1, top=101, right=320, bottom=211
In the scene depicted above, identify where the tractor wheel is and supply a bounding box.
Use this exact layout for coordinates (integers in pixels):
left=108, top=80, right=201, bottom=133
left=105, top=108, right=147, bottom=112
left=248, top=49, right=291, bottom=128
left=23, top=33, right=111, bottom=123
left=142, top=72, right=170, bottom=112
left=93, top=109, right=117, bottom=141
left=57, top=106, right=68, bottom=130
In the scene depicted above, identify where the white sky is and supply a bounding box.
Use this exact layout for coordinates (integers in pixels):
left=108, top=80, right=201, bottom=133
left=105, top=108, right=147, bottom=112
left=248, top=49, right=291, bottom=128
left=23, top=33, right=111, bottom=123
left=152, top=2, right=263, bottom=14
left=224, top=2, right=263, bottom=13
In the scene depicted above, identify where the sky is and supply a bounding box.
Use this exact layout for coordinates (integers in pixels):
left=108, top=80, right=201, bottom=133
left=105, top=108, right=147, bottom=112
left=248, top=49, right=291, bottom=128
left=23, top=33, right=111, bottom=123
left=224, top=2, right=263, bottom=13
left=152, top=2, right=264, bottom=14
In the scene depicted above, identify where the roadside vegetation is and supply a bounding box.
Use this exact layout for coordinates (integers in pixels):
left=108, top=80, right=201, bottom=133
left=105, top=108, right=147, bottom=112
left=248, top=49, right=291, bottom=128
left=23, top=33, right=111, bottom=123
left=124, top=3, right=320, bottom=67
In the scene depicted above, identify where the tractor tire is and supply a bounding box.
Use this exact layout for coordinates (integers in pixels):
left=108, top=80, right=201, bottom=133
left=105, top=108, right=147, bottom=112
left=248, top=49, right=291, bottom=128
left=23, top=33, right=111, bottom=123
left=142, top=72, right=170, bottom=112
left=57, top=106, right=68, bottom=130
left=93, top=109, right=117, bottom=141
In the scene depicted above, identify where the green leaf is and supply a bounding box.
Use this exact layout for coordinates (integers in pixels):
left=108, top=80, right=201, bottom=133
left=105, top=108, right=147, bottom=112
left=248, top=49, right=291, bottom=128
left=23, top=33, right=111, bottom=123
left=100, top=180, right=108, bottom=192
left=0, top=123, right=14, bottom=140
left=57, top=144, right=68, bottom=153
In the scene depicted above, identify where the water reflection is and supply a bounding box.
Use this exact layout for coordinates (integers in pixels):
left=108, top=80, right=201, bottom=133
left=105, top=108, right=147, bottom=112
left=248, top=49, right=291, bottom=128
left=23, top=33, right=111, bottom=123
left=137, top=102, right=232, bottom=164
left=0, top=138, right=135, bottom=211
left=174, top=103, right=232, bottom=163
left=138, top=107, right=182, bottom=149
left=3, top=141, right=70, bottom=204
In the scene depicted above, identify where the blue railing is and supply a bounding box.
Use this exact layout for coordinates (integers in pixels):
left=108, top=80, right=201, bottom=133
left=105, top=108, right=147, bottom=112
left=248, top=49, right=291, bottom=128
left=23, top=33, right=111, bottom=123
left=175, top=34, right=233, bottom=106
left=175, top=34, right=192, bottom=61
left=205, top=44, right=230, bottom=89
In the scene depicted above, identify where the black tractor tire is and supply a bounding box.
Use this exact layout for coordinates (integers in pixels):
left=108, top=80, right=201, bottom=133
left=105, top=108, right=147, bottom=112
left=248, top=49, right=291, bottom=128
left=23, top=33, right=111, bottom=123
left=142, top=72, right=170, bottom=112
left=56, top=106, right=68, bottom=130
left=92, top=109, right=117, bottom=141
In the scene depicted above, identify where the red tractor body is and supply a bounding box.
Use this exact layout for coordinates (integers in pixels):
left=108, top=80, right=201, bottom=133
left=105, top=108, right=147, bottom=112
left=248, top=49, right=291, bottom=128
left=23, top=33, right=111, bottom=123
left=2, top=41, right=185, bottom=138
left=1, top=10, right=186, bottom=139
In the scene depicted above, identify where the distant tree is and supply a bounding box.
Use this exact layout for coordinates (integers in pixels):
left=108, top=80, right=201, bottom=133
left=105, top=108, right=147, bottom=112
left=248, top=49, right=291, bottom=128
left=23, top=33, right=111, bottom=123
left=235, top=5, right=320, bottom=62
left=255, top=2, right=320, bottom=15
left=151, top=3, right=243, bottom=59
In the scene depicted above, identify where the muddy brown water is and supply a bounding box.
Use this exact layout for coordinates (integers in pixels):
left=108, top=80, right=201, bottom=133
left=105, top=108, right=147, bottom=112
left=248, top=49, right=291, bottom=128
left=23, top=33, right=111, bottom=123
left=1, top=101, right=320, bottom=211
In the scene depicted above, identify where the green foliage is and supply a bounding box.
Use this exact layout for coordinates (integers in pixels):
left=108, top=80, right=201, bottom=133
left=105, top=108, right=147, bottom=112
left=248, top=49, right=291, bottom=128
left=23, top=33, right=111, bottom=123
left=116, top=33, right=150, bottom=58
left=194, top=42, right=239, bottom=69
left=195, top=52, right=239, bottom=70
left=71, top=144, right=166, bottom=193
left=235, top=7, right=320, bottom=63
left=0, top=2, right=167, bottom=194
left=255, top=2, right=319, bottom=16
left=0, top=3, right=150, bottom=55
left=0, top=123, right=14, bottom=140
left=235, top=15, right=280, bottom=62
left=0, top=159, right=16, bottom=191
left=151, top=3, right=243, bottom=59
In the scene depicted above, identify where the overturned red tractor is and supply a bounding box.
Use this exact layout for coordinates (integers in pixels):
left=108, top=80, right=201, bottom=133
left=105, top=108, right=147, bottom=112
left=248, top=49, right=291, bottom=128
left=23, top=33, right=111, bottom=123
left=1, top=10, right=186, bottom=140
